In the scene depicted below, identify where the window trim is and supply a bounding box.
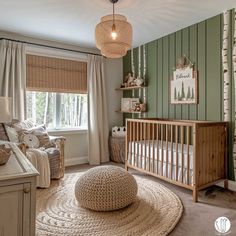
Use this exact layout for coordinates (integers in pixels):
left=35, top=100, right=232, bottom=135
left=26, top=45, right=89, bottom=62
left=55, top=93, right=61, bottom=129
left=47, top=127, right=88, bottom=135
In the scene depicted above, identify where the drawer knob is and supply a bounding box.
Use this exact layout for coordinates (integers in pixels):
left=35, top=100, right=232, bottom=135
left=23, top=187, right=30, bottom=193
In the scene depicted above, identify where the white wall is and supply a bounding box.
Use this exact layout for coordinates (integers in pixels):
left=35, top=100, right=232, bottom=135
left=0, top=30, right=123, bottom=166
left=105, top=58, right=123, bottom=130
left=48, top=130, right=88, bottom=166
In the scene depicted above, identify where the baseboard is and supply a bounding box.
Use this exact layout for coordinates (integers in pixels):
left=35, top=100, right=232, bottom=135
left=216, top=180, right=236, bottom=192
left=65, top=156, right=88, bottom=167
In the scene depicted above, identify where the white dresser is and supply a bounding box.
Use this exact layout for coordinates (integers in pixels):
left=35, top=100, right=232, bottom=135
left=0, top=144, right=38, bottom=236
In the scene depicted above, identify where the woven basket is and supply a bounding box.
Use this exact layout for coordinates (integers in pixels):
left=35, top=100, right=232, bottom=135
left=0, top=147, right=11, bottom=165
left=109, top=136, right=125, bottom=163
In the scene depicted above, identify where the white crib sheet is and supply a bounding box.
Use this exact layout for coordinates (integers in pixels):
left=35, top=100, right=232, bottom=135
left=128, top=140, right=194, bottom=185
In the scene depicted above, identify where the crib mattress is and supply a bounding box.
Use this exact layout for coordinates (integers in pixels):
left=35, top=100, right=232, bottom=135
left=128, top=140, right=194, bottom=185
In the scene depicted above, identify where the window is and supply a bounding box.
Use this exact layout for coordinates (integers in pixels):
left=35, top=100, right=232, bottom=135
left=26, top=91, right=87, bottom=129
left=26, top=54, right=88, bottom=130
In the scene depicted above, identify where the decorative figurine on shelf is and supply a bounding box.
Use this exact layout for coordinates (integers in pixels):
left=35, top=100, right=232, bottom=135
left=121, top=73, right=145, bottom=88
left=127, top=76, right=135, bottom=87
left=176, top=55, right=194, bottom=69
left=121, top=73, right=135, bottom=87
left=176, top=56, right=187, bottom=69
left=124, top=73, right=132, bottom=82
left=140, top=103, right=146, bottom=112
left=134, top=103, right=141, bottom=112
left=133, top=103, right=146, bottom=112
left=134, top=76, right=144, bottom=86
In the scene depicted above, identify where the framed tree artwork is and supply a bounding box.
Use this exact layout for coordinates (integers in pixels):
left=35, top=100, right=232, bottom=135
left=170, top=56, right=198, bottom=104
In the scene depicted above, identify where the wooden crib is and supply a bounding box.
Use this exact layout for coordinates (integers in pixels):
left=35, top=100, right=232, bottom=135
left=125, top=118, right=228, bottom=202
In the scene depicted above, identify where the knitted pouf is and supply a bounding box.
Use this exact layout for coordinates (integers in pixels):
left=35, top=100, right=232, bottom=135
left=74, top=166, right=138, bottom=211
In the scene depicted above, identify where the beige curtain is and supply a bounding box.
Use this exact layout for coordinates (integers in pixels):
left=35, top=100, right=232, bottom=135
left=0, top=40, right=26, bottom=120
left=88, top=55, right=109, bottom=165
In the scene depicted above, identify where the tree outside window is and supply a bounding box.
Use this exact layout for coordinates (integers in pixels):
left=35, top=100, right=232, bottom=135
left=26, top=91, right=88, bottom=129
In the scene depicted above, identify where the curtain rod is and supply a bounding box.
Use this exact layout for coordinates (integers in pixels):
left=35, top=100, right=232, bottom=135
left=0, top=37, right=102, bottom=56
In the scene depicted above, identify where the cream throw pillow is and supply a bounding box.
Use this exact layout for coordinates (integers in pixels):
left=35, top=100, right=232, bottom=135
left=18, top=125, right=53, bottom=149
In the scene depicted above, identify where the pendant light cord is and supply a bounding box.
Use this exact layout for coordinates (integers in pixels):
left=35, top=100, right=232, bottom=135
left=113, top=3, right=115, bottom=26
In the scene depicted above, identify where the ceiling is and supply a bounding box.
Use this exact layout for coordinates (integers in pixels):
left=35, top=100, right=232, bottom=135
left=0, top=0, right=235, bottom=49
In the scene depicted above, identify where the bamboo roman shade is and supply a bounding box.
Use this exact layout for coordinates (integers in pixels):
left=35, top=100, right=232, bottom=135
left=26, top=54, right=87, bottom=94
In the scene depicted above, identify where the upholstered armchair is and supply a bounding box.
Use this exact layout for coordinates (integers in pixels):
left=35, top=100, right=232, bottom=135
left=0, top=120, right=65, bottom=188
left=48, top=135, right=65, bottom=179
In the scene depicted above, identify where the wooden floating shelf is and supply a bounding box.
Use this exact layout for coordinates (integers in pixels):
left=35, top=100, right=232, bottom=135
left=115, top=86, right=147, bottom=91
left=116, top=110, right=146, bottom=114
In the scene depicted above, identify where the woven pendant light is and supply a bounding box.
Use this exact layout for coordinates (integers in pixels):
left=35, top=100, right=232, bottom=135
left=95, top=0, right=132, bottom=58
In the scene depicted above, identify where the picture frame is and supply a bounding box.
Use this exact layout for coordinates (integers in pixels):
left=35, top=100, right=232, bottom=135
left=170, top=66, right=198, bottom=104
left=121, top=98, right=131, bottom=111
left=121, top=98, right=140, bottom=111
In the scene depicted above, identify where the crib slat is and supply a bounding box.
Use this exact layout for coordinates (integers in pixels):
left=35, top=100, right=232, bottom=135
left=161, top=124, right=164, bottom=176
left=148, top=123, right=151, bottom=172
left=129, top=121, right=133, bottom=165
left=187, top=126, right=190, bottom=185
left=170, top=125, right=173, bottom=180
left=125, top=121, right=129, bottom=169
left=133, top=122, right=136, bottom=167
left=156, top=124, right=159, bottom=174
left=152, top=123, right=155, bottom=173
left=137, top=122, right=140, bottom=168
left=140, top=122, right=143, bottom=169
left=166, top=124, right=169, bottom=178
left=175, top=126, right=178, bottom=181
left=181, top=126, right=184, bottom=183
left=136, top=122, right=138, bottom=167
left=144, top=123, right=147, bottom=170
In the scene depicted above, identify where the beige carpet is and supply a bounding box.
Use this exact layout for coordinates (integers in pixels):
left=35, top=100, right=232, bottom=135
left=66, top=164, right=236, bottom=236
left=36, top=171, right=183, bottom=236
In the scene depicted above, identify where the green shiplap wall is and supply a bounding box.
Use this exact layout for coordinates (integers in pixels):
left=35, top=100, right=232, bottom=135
left=123, top=10, right=235, bottom=180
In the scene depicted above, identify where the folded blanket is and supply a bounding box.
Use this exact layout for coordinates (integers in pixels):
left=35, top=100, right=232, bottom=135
left=26, top=148, right=50, bottom=188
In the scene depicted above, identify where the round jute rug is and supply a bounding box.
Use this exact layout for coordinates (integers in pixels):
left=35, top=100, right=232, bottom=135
left=36, top=172, right=183, bottom=236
